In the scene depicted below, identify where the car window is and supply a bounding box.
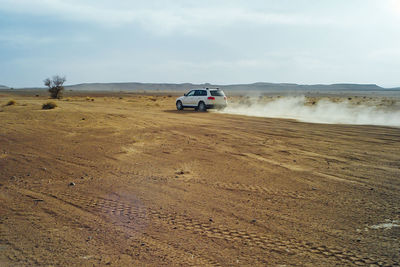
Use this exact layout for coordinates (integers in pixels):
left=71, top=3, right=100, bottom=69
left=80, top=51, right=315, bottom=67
left=194, top=90, right=207, bottom=96
left=210, top=90, right=225, bottom=96
left=187, top=90, right=195, bottom=96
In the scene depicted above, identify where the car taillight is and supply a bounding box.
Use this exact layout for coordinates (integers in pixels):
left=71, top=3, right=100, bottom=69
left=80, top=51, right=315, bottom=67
left=208, top=97, right=215, bottom=100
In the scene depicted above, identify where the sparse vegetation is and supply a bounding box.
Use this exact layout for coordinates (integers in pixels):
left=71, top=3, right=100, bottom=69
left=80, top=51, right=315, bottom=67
left=44, top=75, right=66, bottom=99
left=42, top=102, right=57, bottom=110
left=6, top=100, right=16, bottom=106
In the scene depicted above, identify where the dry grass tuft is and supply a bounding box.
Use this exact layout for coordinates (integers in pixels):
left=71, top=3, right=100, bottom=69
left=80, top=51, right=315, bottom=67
left=42, top=102, right=57, bottom=110
left=6, top=100, right=16, bottom=106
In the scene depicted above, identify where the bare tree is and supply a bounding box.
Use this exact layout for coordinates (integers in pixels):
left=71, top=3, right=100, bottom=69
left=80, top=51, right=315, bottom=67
left=44, top=75, right=66, bottom=99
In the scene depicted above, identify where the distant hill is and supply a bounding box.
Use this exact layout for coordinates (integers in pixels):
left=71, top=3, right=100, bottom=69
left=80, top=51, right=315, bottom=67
left=65, top=82, right=394, bottom=92
left=0, top=84, right=9, bottom=90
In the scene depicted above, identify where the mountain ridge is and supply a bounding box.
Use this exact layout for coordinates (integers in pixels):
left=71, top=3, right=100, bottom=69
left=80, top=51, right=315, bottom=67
left=2, top=82, right=400, bottom=91
left=64, top=82, right=395, bottom=92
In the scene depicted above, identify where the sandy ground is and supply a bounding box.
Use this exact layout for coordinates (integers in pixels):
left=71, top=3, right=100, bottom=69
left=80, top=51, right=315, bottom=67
left=0, top=93, right=399, bottom=266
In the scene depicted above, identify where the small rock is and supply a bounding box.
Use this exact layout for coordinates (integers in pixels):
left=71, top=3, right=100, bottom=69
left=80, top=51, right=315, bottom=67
left=312, top=187, right=317, bottom=191
left=251, top=219, right=257, bottom=223
left=82, top=118, right=85, bottom=120
left=42, top=167, right=47, bottom=171
left=209, top=218, right=213, bottom=222
left=69, top=182, right=75, bottom=186
left=27, top=173, right=31, bottom=176
left=11, top=176, right=16, bottom=180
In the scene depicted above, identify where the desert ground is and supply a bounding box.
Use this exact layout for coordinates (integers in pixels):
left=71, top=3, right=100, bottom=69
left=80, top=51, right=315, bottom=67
left=0, top=91, right=399, bottom=266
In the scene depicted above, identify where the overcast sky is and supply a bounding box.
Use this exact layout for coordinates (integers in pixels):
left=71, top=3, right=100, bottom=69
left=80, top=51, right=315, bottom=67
left=1, top=0, right=400, bottom=88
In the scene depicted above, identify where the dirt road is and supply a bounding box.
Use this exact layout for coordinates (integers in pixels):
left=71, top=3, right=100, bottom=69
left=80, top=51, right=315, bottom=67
left=1, top=94, right=399, bottom=266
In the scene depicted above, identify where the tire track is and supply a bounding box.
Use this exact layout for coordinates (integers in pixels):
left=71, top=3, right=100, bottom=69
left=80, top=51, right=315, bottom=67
left=58, top=162, right=398, bottom=265
left=41, top=190, right=220, bottom=266
left=26, top=188, right=395, bottom=266
left=97, top=159, right=310, bottom=200
left=85, top=158, right=308, bottom=200
left=172, top=176, right=308, bottom=200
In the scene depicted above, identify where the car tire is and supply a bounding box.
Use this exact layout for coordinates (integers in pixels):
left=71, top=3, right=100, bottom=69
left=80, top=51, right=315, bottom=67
left=176, top=101, right=184, bottom=110
left=198, top=101, right=206, bottom=112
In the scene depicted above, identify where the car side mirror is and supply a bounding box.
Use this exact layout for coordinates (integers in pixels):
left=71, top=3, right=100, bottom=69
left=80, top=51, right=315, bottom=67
left=184, top=93, right=187, bottom=96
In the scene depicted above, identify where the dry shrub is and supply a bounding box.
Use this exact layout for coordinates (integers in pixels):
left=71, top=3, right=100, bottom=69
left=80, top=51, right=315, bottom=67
left=6, top=100, right=16, bottom=106
left=44, top=75, right=66, bottom=99
left=42, top=102, right=57, bottom=110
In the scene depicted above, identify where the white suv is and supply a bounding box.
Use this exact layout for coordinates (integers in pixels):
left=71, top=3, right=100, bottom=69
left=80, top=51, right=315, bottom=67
left=176, top=88, right=227, bottom=111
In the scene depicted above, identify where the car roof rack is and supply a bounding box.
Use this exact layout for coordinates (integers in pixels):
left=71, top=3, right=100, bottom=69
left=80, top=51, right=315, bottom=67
left=204, top=87, right=219, bottom=90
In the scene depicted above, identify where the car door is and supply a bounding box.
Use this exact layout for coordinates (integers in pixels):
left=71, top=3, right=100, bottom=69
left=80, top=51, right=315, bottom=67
left=193, top=90, right=203, bottom=106
left=182, top=90, right=195, bottom=106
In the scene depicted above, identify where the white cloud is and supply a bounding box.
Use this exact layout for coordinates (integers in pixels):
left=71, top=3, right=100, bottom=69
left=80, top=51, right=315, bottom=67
left=0, top=34, right=56, bottom=45
left=1, top=0, right=400, bottom=87
left=0, top=0, right=339, bottom=35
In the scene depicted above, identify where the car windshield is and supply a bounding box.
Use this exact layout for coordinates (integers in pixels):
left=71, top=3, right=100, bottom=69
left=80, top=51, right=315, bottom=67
left=210, top=90, right=225, bottom=96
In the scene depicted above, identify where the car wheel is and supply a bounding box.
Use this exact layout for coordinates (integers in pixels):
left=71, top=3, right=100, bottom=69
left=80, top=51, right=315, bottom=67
left=198, top=101, right=206, bottom=112
left=176, top=101, right=183, bottom=110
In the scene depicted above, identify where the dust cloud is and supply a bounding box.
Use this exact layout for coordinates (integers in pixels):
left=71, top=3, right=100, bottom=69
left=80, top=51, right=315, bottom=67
left=220, top=96, right=400, bottom=127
